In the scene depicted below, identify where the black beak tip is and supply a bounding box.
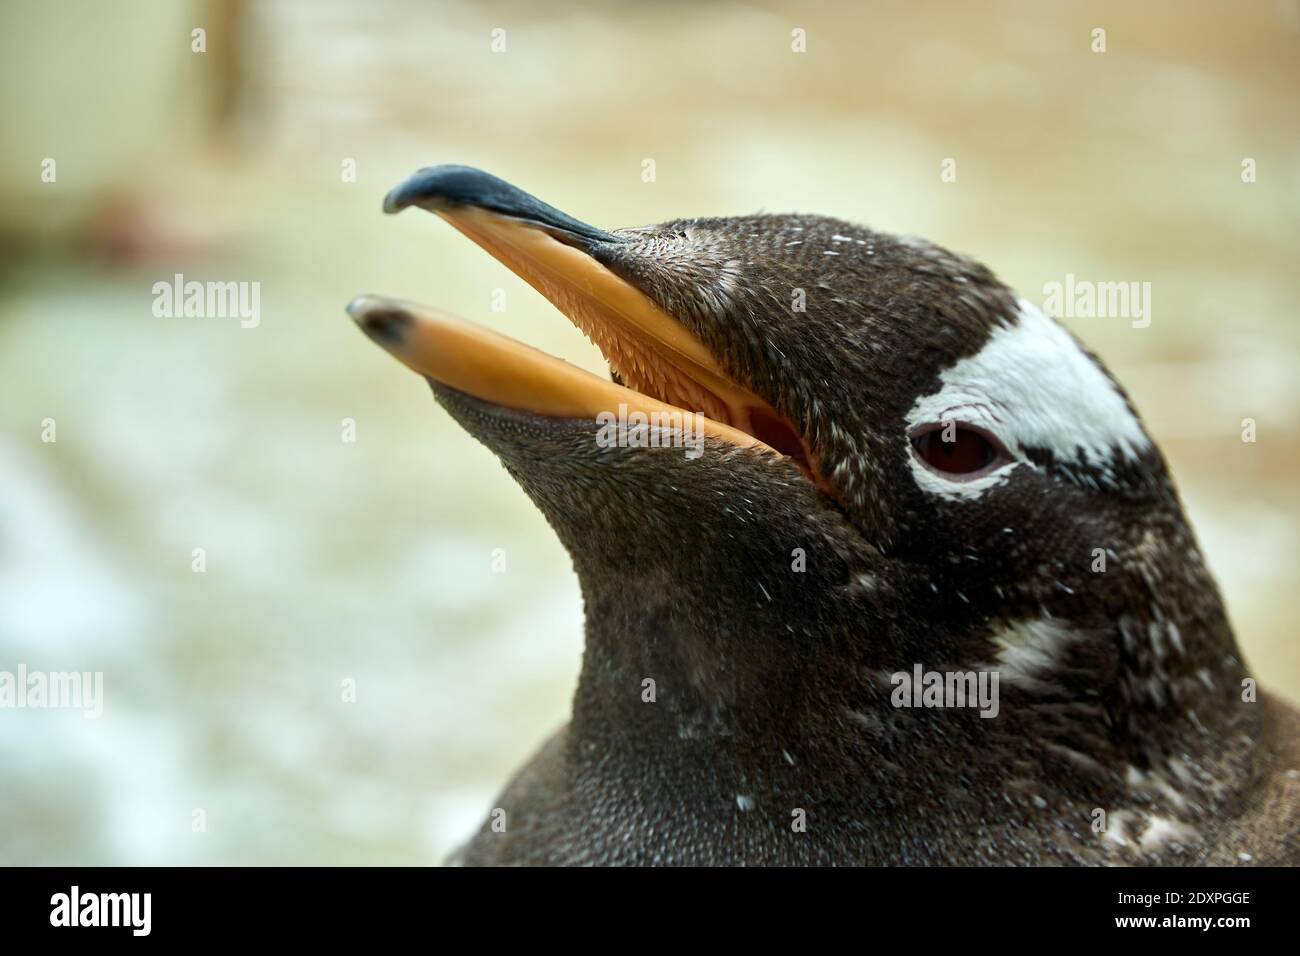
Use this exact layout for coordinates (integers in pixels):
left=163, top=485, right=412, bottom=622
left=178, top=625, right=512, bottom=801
left=381, top=188, right=409, bottom=215
left=347, top=295, right=411, bottom=347
left=382, top=164, right=499, bottom=215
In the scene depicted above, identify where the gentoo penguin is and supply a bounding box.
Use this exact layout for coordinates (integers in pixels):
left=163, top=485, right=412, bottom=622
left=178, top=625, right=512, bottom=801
left=348, top=165, right=1299, bottom=866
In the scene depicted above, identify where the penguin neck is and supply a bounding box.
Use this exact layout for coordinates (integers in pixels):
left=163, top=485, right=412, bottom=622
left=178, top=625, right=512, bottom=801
left=567, top=565, right=810, bottom=742
left=561, top=516, right=855, bottom=778
left=564, top=542, right=1257, bottom=805
left=1105, top=546, right=1255, bottom=761
left=547, top=472, right=1259, bottom=862
left=545, top=452, right=860, bottom=759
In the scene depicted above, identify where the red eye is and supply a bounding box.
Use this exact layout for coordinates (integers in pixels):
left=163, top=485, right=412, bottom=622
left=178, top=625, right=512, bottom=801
left=911, top=424, right=1004, bottom=477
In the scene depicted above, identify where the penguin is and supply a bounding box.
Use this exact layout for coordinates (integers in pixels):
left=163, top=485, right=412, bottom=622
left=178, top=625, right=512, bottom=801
left=348, top=165, right=1299, bottom=866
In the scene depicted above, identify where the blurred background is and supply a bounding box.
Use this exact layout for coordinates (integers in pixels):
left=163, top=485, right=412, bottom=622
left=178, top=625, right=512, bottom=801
left=1, top=0, right=1297, bottom=865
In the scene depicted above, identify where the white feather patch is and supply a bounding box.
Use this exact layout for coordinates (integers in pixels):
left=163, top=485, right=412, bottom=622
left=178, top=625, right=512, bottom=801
left=1138, top=815, right=1198, bottom=850
left=991, top=616, right=1079, bottom=686
left=905, top=300, right=1150, bottom=497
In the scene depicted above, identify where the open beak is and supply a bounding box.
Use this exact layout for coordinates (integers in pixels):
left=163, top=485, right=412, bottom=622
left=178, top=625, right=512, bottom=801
left=350, top=165, right=813, bottom=469
left=346, top=294, right=766, bottom=451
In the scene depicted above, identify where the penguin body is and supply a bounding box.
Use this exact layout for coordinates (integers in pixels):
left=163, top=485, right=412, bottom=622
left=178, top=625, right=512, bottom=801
left=350, top=167, right=1300, bottom=866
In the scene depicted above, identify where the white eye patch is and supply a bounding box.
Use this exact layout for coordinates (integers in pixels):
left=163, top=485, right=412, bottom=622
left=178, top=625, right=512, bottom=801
left=905, top=299, right=1151, bottom=498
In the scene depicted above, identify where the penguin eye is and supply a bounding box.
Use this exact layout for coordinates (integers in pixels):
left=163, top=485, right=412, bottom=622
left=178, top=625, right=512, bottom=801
left=910, top=423, right=1007, bottom=478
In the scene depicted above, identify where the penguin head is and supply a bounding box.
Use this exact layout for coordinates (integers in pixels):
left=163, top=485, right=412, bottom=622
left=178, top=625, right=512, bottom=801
left=352, top=166, right=1240, bottom=767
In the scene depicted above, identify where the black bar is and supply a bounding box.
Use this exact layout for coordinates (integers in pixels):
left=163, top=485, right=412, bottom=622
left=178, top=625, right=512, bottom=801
left=0, top=866, right=1285, bottom=941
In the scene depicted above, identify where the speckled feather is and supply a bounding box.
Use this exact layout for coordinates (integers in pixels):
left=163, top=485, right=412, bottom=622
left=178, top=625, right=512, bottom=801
left=437, top=213, right=1298, bottom=866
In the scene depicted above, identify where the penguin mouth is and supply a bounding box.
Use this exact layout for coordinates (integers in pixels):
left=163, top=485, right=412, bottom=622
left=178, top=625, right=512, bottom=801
left=349, top=166, right=821, bottom=484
